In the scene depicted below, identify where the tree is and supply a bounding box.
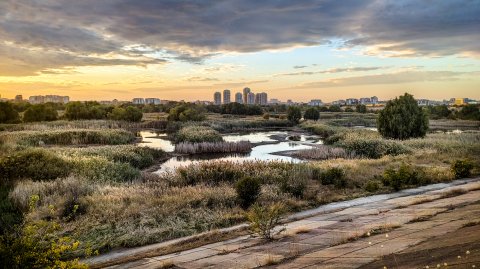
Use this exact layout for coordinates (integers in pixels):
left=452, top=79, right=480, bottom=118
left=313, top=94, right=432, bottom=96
left=23, top=104, right=58, bottom=122
left=0, top=102, right=20, bottom=124
left=167, top=104, right=206, bottom=122
left=124, top=106, right=143, bottom=122
left=457, top=104, right=480, bottom=120
left=287, top=106, right=302, bottom=124
left=328, top=105, right=342, bottom=112
left=64, top=102, right=89, bottom=120
left=355, top=104, right=367, bottom=113
left=304, top=107, right=320, bottom=121
left=377, top=93, right=429, bottom=140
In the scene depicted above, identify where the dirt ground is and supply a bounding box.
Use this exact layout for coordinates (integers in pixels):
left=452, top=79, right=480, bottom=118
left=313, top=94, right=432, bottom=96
left=359, top=223, right=480, bottom=269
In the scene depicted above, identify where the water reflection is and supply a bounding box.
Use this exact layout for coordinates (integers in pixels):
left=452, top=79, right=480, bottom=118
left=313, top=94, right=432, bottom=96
left=137, top=130, right=322, bottom=173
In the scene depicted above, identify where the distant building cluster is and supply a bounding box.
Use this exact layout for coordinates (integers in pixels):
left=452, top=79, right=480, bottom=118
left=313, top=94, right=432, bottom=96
left=28, top=95, right=70, bottom=104
left=330, top=96, right=379, bottom=106
left=132, top=98, right=162, bottom=105
left=213, top=87, right=268, bottom=105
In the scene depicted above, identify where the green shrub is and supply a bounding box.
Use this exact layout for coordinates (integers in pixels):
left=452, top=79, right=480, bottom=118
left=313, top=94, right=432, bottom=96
left=0, top=102, right=20, bottom=124
left=304, top=107, right=320, bottom=121
left=173, top=126, right=223, bottom=144
left=235, top=177, right=261, bottom=209
left=320, top=167, right=347, bottom=188
left=0, top=186, right=22, bottom=234
left=451, top=159, right=474, bottom=179
left=287, top=106, right=302, bottom=124
left=246, top=203, right=285, bottom=240
left=23, top=104, right=58, bottom=122
left=337, top=139, right=410, bottom=159
left=382, top=164, right=422, bottom=191
left=377, top=93, right=429, bottom=139
left=72, top=157, right=140, bottom=182
left=167, top=104, right=206, bottom=122
left=0, top=149, right=71, bottom=183
left=364, top=180, right=380, bottom=192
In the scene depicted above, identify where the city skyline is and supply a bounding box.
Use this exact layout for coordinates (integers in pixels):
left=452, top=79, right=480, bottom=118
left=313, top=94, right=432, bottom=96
left=0, top=1, right=479, bottom=101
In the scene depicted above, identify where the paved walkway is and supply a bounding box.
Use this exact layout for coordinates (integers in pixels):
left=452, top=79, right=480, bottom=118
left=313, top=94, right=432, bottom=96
left=87, top=178, right=480, bottom=269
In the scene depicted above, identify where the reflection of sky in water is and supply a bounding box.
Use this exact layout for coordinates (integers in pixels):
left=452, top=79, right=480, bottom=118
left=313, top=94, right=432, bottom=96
left=137, top=130, right=322, bottom=174
left=138, top=131, right=175, bottom=152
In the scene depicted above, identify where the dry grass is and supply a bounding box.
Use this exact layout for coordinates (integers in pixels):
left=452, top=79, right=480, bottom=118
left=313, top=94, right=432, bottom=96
left=174, top=141, right=252, bottom=154
left=440, top=188, right=468, bottom=198
left=292, top=145, right=356, bottom=160
left=263, top=254, right=283, bottom=266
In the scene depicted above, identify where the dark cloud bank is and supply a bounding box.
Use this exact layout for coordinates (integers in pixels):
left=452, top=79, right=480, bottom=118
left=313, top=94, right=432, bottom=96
left=1, top=0, right=479, bottom=75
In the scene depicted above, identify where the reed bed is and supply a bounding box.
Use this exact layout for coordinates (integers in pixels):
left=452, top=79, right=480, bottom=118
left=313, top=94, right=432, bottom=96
left=174, top=141, right=252, bottom=154
left=173, top=125, right=223, bottom=143
left=292, top=145, right=357, bottom=160
left=0, top=129, right=136, bottom=146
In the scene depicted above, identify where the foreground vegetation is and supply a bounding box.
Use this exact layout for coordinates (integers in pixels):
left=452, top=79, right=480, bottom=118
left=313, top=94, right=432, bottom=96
left=0, top=96, right=479, bottom=266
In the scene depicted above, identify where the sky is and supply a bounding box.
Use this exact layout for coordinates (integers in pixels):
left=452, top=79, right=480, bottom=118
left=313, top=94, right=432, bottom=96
left=0, top=0, right=479, bottom=102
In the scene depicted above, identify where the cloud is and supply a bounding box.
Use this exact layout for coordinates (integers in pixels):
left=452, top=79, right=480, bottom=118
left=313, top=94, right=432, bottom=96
left=1, top=0, right=479, bottom=76
left=300, top=71, right=473, bottom=88
left=293, top=65, right=308, bottom=69
left=276, top=66, right=385, bottom=77
left=185, top=76, right=219, bottom=82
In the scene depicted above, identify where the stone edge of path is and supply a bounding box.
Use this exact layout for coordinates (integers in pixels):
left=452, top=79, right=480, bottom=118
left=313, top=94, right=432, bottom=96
left=85, top=177, right=479, bottom=268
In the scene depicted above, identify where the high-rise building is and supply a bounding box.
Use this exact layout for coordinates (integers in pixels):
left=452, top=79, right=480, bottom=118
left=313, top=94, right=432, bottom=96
left=243, top=87, right=251, bottom=104
left=214, top=92, right=222, bottom=105
left=235, top=92, right=243, bottom=103
left=371, top=96, right=379, bottom=105
left=257, top=92, right=268, bottom=105
left=247, top=92, right=255, bottom=104
left=223, top=89, right=231, bottom=104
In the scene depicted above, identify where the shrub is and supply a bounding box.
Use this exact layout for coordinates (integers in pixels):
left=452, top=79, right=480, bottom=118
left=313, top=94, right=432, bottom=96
left=23, top=104, right=58, bottom=122
left=64, top=101, right=110, bottom=120
left=364, top=180, right=380, bottom=192
left=72, top=156, right=140, bottom=183
left=0, top=186, right=22, bottom=234
left=451, top=159, right=474, bottom=179
left=167, top=104, right=206, bottom=122
left=235, top=177, right=261, bottom=209
left=304, top=107, right=320, bottom=121
left=382, top=164, right=422, bottom=191
left=337, top=138, right=410, bottom=159
left=0, top=102, right=20, bottom=124
left=0, top=148, right=71, bottom=183
left=263, top=113, right=270, bottom=120
left=173, top=126, right=223, bottom=144
left=246, top=203, right=285, bottom=240
left=355, top=104, right=367, bottom=113
left=108, top=106, right=143, bottom=122
left=377, top=93, right=429, bottom=139
left=320, top=167, right=347, bottom=188
left=287, top=106, right=302, bottom=124
left=0, top=196, right=88, bottom=269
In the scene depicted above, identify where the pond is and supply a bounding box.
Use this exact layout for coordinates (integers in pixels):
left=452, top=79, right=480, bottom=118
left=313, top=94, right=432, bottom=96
left=138, top=131, right=322, bottom=173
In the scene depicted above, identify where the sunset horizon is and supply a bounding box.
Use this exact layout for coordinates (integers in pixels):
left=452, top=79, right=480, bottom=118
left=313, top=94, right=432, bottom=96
left=1, top=1, right=479, bottom=102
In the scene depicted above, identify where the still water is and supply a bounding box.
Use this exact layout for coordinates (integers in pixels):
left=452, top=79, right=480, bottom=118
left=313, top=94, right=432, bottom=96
left=138, top=131, right=321, bottom=173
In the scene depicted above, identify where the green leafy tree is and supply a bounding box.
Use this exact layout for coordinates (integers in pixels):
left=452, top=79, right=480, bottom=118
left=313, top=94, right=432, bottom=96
left=235, top=177, right=261, bottom=209
left=328, top=105, right=341, bottom=112
left=287, top=106, right=302, bottom=124
left=457, top=104, right=480, bottom=120
left=23, top=104, right=58, bottom=122
left=355, top=104, right=367, bottom=113
left=64, top=102, right=89, bottom=120
left=0, top=102, right=20, bottom=123
left=168, top=104, right=206, bottom=122
left=377, top=93, right=429, bottom=140
left=303, top=107, right=320, bottom=121
left=124, top=106, right=143, bottom=122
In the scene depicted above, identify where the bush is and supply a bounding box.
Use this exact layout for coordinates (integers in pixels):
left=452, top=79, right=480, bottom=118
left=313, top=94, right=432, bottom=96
left=337, top=138, right=410, bottom=159
left=23, top=104, right=58, bottom=122
left=175, top=141, right=251, bottom=154
left=320, top=167, right=347, bottom=189
left=65, top=101, right=110, bottom=120
left=0, top=186, right=22, bottom=235
left=364, top=180, right=380, bottom=192
left=246, top=203, right=285, bottom=240
left=451, top=159, right=474, bottom=179
left=377, top=93, right=429, bottom=139
left=220, top=103, right=263, bottom=115
left=72, top=157, right=140, bottom=182
left=173, top=126, right=223, bottom=144
left=382, top=164, right=422, bottom=191
left=235, top=177, right=261, bottom=209
left=0, top=149, right=71, bottom=183
left=168, top=104, right=206, bottom=122
left=0, top=102, right=20, bottom=124
left=287, top=106, right=302, bottom=124
left=304, top=107, right=320, bottom=121
left=0, top=196, right=88, bottom=269
left=108, top=106, right=143, bottom=122
left=355, top=104, right=367, bottom=113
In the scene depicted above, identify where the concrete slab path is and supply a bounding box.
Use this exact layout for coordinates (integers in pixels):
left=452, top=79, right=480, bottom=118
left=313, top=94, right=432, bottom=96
left=86, top=178, right=480, bottom=269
